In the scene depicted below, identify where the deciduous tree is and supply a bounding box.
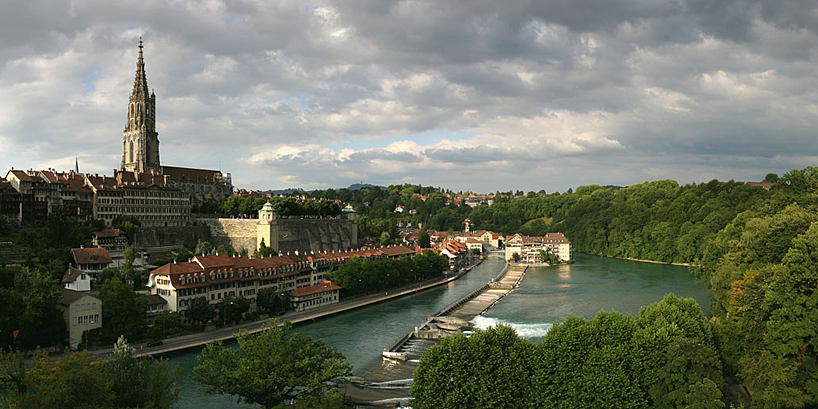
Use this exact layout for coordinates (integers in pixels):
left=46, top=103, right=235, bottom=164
left=192, top=320, right=352, bottom=409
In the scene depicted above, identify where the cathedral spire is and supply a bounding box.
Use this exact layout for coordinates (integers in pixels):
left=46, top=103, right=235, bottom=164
left=122, top=38, right=160, bottom=173
left=132, top=37, right=149, bottom=97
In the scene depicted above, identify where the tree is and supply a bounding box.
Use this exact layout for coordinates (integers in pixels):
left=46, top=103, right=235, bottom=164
left=411, top=325, right=534, bottom=409
left=512, top=252, right=520, bottom=262
left=105, top=336, right=182, bottom=409
left=112, top=215, right=141, bottom=243
left=217, top=296, right=250, bottom=326
left=763, top=172, right=779, bottom=183
left=187, top=296, right=215, bottom=325
left=149, top=312, right=182, bottom=339
left=23, top=349, right=115, bottom=409
left=0, top=266, right=66, bottom=349
left=192, top=320, right=352, bottom=409
left=257, top=288, right=288, bottom=315
left=99, top=277, right=147, bottom=340
left=254, top=237, right=276, bottom=258
left=418, top=228, right=431, bottom=248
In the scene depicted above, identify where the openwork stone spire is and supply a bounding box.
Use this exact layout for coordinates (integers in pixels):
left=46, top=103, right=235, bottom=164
left=122, top=38, right=160, bottom=173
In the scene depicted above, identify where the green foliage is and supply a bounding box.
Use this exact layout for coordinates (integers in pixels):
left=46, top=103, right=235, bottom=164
left=0, top=266, right=66, bottom=349
left=763, top=173, right=779, bottom=183
left=112, top=215, right=141, bottom=243
left=194, top=195, right=342, bottom=218
left=411, top=325, right=534, bottom=408
left=0, top=340, right=181, bottom=409
left=328, top=251, right=448, bottom=296
left=254, top=238, right=276, bottom=258
left=149, top=312, right=182, bottom=339
left=694, top=166, right=818, bottom=407
left=186, top=296, right=215, bottom=325
left=256, top=288, right=289, bottom=315
left=418, top=227, right=431, bottom=248
left=105, top=336, right=182, bottom=409
left=18, top=349, right=114, bottom=409
left=412, top=294, right=726, bottom=409
left=192, top=320, right=352, bottom=409
left=217, top=296, right=250, bottom=326
left=99, top=277, right=147, bottom=341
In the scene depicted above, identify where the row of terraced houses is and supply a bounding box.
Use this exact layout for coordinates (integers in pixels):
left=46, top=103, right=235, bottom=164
left=147, top=245, right=416, bottom=322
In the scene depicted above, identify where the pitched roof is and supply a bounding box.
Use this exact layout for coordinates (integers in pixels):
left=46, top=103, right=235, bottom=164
left=7, top=170, right=35, bottom=182
left=71, top=248, right=113, bottom=265
left=291, top=280, right=342, bottom=297
left=58, top=288, right=99, bottom=306
left=62, top=266, right=84, bottom=283
left=162, top=166, right=222, bottom=183
left=145, top=294, right=167, bottom=306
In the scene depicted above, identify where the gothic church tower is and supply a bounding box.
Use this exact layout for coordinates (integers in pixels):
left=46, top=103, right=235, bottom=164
left=122, top=38, right=160, bottom=173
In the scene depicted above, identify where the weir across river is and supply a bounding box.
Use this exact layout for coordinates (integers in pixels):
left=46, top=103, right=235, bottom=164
left=382, top=257, right=527, bottom=361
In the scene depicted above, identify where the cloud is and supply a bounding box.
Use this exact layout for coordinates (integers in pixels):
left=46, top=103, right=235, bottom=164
left=1, top=0, right=818, bottom=192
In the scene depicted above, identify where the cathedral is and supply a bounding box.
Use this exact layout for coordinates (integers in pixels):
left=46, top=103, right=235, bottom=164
left=121, top=39, right=232, bottom=203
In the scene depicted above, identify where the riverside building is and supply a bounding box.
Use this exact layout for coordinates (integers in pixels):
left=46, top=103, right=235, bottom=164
left=504, top=233, right=573, bottom=263
left=147, top=245, right=415, bottom=322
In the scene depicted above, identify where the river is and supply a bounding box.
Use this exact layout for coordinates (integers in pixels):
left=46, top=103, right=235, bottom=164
left=168, top=253, right=712, bottom=408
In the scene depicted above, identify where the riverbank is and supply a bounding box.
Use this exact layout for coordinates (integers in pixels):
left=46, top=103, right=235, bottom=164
left=81, top=257, right=485, bottom=359
left=591, top=253, right=690, bottom=267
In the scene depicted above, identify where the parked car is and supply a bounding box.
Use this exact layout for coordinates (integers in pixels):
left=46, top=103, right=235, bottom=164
left=276, top=310, right=286, bottom=316
left=146, top=339, right=163, bottom=347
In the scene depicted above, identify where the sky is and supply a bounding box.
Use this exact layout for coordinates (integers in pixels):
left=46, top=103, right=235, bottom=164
left=1, top=0, right=817, bottom=193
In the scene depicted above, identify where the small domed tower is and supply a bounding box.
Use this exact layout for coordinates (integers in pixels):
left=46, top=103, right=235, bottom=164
left=257, top=201, right=279, bottom=251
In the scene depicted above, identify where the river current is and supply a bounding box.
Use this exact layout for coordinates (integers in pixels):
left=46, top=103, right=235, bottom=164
left=168, top=253, right=712, bottom=408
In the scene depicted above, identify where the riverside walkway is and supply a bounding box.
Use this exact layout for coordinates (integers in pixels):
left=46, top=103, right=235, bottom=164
left=80, top=258, right=484, bottom=360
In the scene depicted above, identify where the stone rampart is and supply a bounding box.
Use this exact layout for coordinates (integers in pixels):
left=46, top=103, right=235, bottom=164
left=196, top=218, right=257, bottom=253
left=277, top=218, right=355, bottom=252
left=134, top=226, right=211, bottom=250
left=195, top=217, right=356, bottom=253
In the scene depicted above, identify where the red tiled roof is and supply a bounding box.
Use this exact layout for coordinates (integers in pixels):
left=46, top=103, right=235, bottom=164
left=85, top=174, right=118, bottom=191
left=151, top=246, right=416, bottom=290
left=506, top=233, right=570, bottom=244
left=162, top=166, right=221, bottom=183
left=7, top=170, right=35, bottom=182
left=746, top=182, right=774, bottom=190
left=71, top=248, right=113, bottom=265
left=62, top=266, right=84, bottom=283
left=291, top=280, right=341, bottom=297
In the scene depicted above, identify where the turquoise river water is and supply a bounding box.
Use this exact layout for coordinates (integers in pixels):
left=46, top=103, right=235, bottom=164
left=168, top=253, right=712, bottom=408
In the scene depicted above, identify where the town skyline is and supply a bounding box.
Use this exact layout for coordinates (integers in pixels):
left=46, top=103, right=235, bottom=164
left=1, top=1, right=817, bottom=192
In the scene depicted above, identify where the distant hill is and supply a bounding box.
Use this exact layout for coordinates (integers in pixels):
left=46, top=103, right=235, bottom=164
left=346, top=183, right=385, bottom=191
left=260, top=183, right=384, bottom=195
left=260, top=188, right=306, bottom=195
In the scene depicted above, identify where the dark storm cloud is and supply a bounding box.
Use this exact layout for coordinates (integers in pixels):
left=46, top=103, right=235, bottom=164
left=1, top=0, right=817, bottom=192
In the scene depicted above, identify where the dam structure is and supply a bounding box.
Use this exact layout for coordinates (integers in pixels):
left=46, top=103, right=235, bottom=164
left=382, top=257, right=527, bottom=361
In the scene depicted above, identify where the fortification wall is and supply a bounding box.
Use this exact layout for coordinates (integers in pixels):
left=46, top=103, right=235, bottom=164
left=195, top=217, right=357, bottom=253
left=277, top=218, right=355, bottom=253
left=196, top=218, right=257, bottom=253
left=134, top=226, right=211, bottom=250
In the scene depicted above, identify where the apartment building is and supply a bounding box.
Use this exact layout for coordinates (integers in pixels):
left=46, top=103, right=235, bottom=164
left=147, top=245, right=415, bottom=322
